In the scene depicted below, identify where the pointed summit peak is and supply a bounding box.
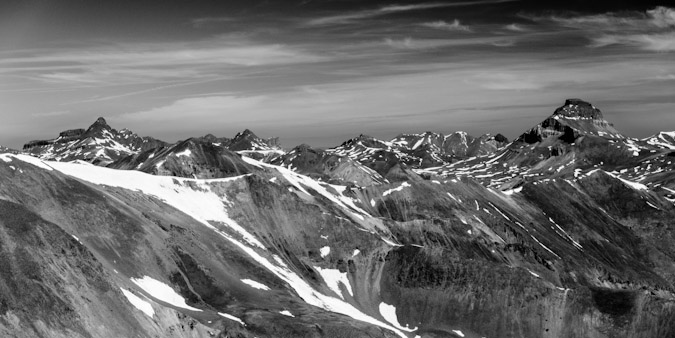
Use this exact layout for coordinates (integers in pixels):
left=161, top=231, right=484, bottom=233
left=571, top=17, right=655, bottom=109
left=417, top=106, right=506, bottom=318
left=234, top=129, right=258, bottom=139
left=553, top=99, right=603, bottom=120
left=86, top=117, right=111, bottom=131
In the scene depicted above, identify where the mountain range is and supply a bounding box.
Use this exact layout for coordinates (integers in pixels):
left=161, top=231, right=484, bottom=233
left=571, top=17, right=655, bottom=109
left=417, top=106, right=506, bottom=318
left=1, top=99, right=674, bottom=338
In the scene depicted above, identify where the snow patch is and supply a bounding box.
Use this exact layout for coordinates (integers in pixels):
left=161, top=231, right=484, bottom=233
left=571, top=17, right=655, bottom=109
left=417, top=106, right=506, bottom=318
left=241, top=279, right=271, bottom=291
left=279, top=310, right=295, bottom=317
left=382, top=182, right=411, bottom=197
left=131, top=276, right=202, bottom=312
left=218, top=312, right=245, bottom=326
left=379, top=302, right=418, bottom=332
left=646, top=201, right=659, bottom=209
left=320, top=246, right=331, bottom=258
left=604, top=171, right=648, bottom=190
left=382, top=237, right=403, bottom=247
left=452, top=329, right=465, bottom=337
left=527, top=269, right=540, bottom=278
left=120, top=288, right=154, bottom=318
left=174, top=148, right=192, bottom=157
left=315, top=267, right=353, bottom=298
left=502, top=186, right=522, bottom=195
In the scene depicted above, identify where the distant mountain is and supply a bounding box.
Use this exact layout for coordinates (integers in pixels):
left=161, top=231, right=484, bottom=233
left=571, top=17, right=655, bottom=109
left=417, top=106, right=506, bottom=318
left=195, top=129, right=283, bottom=157
left=517, top=98, right=622, bottom=143
left=23, top=117, right=165, bottom=165
left=325, top=131, right=508, bottom=178
left=423, top=99, right=675, bottom=191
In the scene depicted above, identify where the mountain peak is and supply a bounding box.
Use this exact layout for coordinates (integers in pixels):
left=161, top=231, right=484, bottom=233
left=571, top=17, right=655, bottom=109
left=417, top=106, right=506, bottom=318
left=235, top=129, right=258, bottom=139
left=553, top=99, right=603, bottom=120
left=85, top=117, right=113, bottom=136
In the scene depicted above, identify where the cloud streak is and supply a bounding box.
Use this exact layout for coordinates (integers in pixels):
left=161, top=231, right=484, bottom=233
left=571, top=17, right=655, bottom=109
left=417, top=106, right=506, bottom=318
left=190, top=16, right=235, bottom=28
left=306, top=0, right=519, bottom=26
left=1, top=41, right=326, bottom=88
left=591, top=32, right=675, bottom=52
left=421, top=20, right=472, bottom=32
left=526, top=6, right=675, bottom=52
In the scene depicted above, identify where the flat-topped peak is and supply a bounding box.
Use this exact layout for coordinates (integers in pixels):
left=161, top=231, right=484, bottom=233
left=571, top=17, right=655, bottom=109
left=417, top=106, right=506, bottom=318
left=553, top=99, right=603, bottom=120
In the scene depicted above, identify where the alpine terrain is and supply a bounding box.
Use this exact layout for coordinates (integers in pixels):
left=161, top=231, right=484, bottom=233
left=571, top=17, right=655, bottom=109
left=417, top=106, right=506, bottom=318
left=1, top=99, right=674, bottom=338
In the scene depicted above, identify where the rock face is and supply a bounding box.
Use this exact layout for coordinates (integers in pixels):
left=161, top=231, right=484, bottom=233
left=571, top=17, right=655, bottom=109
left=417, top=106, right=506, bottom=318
left=1, top=98, right=674, bottom=338
left=23, top=117, right=165, bottom=165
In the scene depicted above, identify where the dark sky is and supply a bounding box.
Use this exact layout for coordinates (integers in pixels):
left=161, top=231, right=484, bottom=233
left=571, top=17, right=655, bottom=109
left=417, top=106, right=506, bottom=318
left=1, top=0, right=673, bottom=148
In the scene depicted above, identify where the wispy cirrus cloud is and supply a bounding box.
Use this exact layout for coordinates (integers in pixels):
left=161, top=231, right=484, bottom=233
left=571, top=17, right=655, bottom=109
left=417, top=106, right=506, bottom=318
left=504, top=23, right=527, bottom=32
left=421, top=19, right=472, bottom=32
left=540, top=6, right=675, bottom=30
left=592, top=32, right=675, bottom=52
left=381, top=35, right=515, bottom=50
left=190, top=16, right=235, bottom=28
left=0, top=41, right=326, bottom=87
left=31, top=110, right=72, bottom=118
left=306, top=0, right=519, bottom=26
left=525, top=6, right=675, bottom=52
